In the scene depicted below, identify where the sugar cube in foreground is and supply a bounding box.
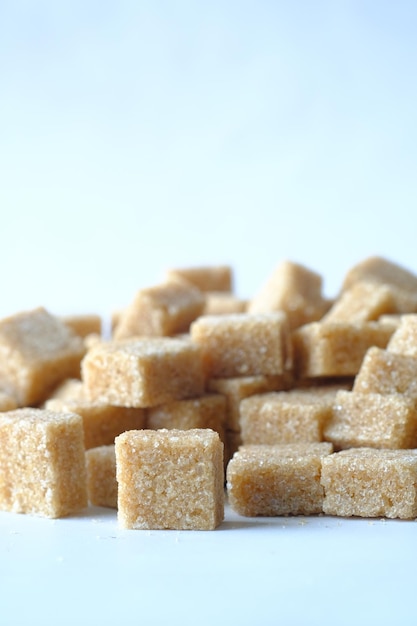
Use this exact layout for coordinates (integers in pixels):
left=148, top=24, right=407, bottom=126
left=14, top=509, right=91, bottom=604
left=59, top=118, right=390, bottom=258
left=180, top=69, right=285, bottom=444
left=115, top=429, right=224, bottom=530
left=227, top=442, right=333, bottom=516
left=321, top=448, right=417, bottom=519
left=0, top=408, right=87, bottom=518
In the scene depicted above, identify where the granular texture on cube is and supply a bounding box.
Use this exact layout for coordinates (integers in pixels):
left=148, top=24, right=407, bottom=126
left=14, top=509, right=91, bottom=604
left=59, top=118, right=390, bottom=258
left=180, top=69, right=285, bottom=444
left=115, top=428, right=224, bottom=530
left=227, top=442, right=333, bottom=516
left=147, top=393, right=226, bottom=442
left=322, top=281, right=397, bottom=323
left=321, top=448, right=417, bottom=519
left=341, top=256, right=417, bottom=313
left=208, top=374, right=293, bottom=432
left=45, top=398, right=146, bottom=449
left=0, top=408, right=87, bottom=518
left=0, top=307, right=86, bottom=406
left=240, top=389, right=334, bottom=445
left=386, top=314, right=417, bottom=357
left=82, top=337, right=205, bottom=408
left=324, top=390, right=417, bottom=449
left=114, top=281, right=205, bottom=340
left=353, top=346, right=417, bottom=399
left=190, top=312, right=292, bottom=378
left=293, top=321, right=394, bottom=378
left=86, top=445, right=117, bottom=508
left=248, top=260, right=330, bottom=329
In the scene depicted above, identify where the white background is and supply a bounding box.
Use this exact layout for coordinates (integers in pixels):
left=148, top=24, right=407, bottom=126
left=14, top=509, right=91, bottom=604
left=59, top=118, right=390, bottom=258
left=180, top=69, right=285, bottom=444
left=1, top=2, right=417, bottom=625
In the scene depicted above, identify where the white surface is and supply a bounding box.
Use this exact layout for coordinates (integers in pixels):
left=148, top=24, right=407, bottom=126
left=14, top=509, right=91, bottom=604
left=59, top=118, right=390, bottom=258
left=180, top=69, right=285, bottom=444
left=1, top=3, right=417, bottom=625
left=1, top=503, right=416, bottom=626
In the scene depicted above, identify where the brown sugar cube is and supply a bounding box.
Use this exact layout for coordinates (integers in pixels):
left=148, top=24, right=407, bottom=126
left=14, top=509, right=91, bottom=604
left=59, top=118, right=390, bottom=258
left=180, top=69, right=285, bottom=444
left=147, top=393, right=226, bottom=443
left=114, top=281, right=205, bottom=340
left=86, top=445, right=117, bottom=508
left=60, top=314, right=102, bottom=339
left=227, top=442, right=333, bottom=517
left=224, top=430, right=243, bottom=465
left=0, top=408, right=87, bottom=518
left=45, top=398, right=146, bottom=449
left=353, top=346, right=417, bottom=399
left=386, top=314, right=417, bottom=357
left=240, top=389, right=334, bottom=445
left=324, top=389, right=417, bottom=450
left=82, top=337, right=205, bottom=408
left=208, top=373, right=293, bottom=432
left=190, top=312, right=292, bottom=378
left=45, top=378, right=87, bottom=403
left=292, top=321, right=394, bottom=378
left=115, top=428, right=224, bottom=530
left=165, top=265, right=233, bottom=293
left=322, top=281, right=397, bottom=323
left=341, top=256, right=417, bottom=313
left=0, top=307, right=86, bottom=406
left=248, top=260, right=330, bottom=330
left=0, top=391, right=17, bottom=411
left=203, top=292, right=247, bottom=315
left=321, top=448, right=417, bottom=519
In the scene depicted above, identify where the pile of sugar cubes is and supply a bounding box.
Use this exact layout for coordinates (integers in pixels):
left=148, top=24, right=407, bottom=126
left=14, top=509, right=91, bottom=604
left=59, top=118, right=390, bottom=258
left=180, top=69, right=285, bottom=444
left=1, top=256, right=417, bottom=529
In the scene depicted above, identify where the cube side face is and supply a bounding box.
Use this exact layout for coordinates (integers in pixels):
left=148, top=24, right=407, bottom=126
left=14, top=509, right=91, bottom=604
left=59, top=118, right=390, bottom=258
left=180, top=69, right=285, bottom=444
left=82, top=347, right=144, bottom=407
left=294, top=323, right=393, bottom=378
left=116, top=429, right=224, bottom=530
left=86, top=446, right=117, bottom=508
left=227, top=447, right=328, bottom=516
left=353, top=348, right=417, bottom=398
left=0, top=410, right=87, bottom=518
left=324, top=391, right=417, bottom=450
left=69, top=404, right=146, bottom=450
left=240, top=394, right=328, bottom=445
left=45, top=415, right=88, bottom=517
left=323, top=283, right=396, bottom=324
left=191, top=314, right=290, bottom=378
left=147, top=395, right=226, bottom=438
left=139, top=347, right=205, bottom=406
left=0, top=308, right=85, bottom=406
left=83, top=341, right=204, bottom=408
left=387, top=315, right=417, bottom=357
left=115, top=283, right=205, bottom=340
left=208, top=375, right=292, bottom=432
left=321, top=450, right=417, bottom=519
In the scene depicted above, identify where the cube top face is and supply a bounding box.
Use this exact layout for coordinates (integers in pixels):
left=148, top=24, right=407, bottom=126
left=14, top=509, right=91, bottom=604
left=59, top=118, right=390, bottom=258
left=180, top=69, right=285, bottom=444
left=165, top=265, right=233, bottom=293
left=342, top=256, right=417, bottom=293
left=0, top=307, right=84, bottom=364
left=114, top=281, right=205, bottom=340
left=322, top=281, right=396, bottom=324
left=325, top=447, right=417, bottom=466
left=0, top=407, right=82, bottom=428
left=353, top=347, right=417, bottom=397
left=233, top=442, right=334, bottom=465
left=115, top=429, right=224, bottom=530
